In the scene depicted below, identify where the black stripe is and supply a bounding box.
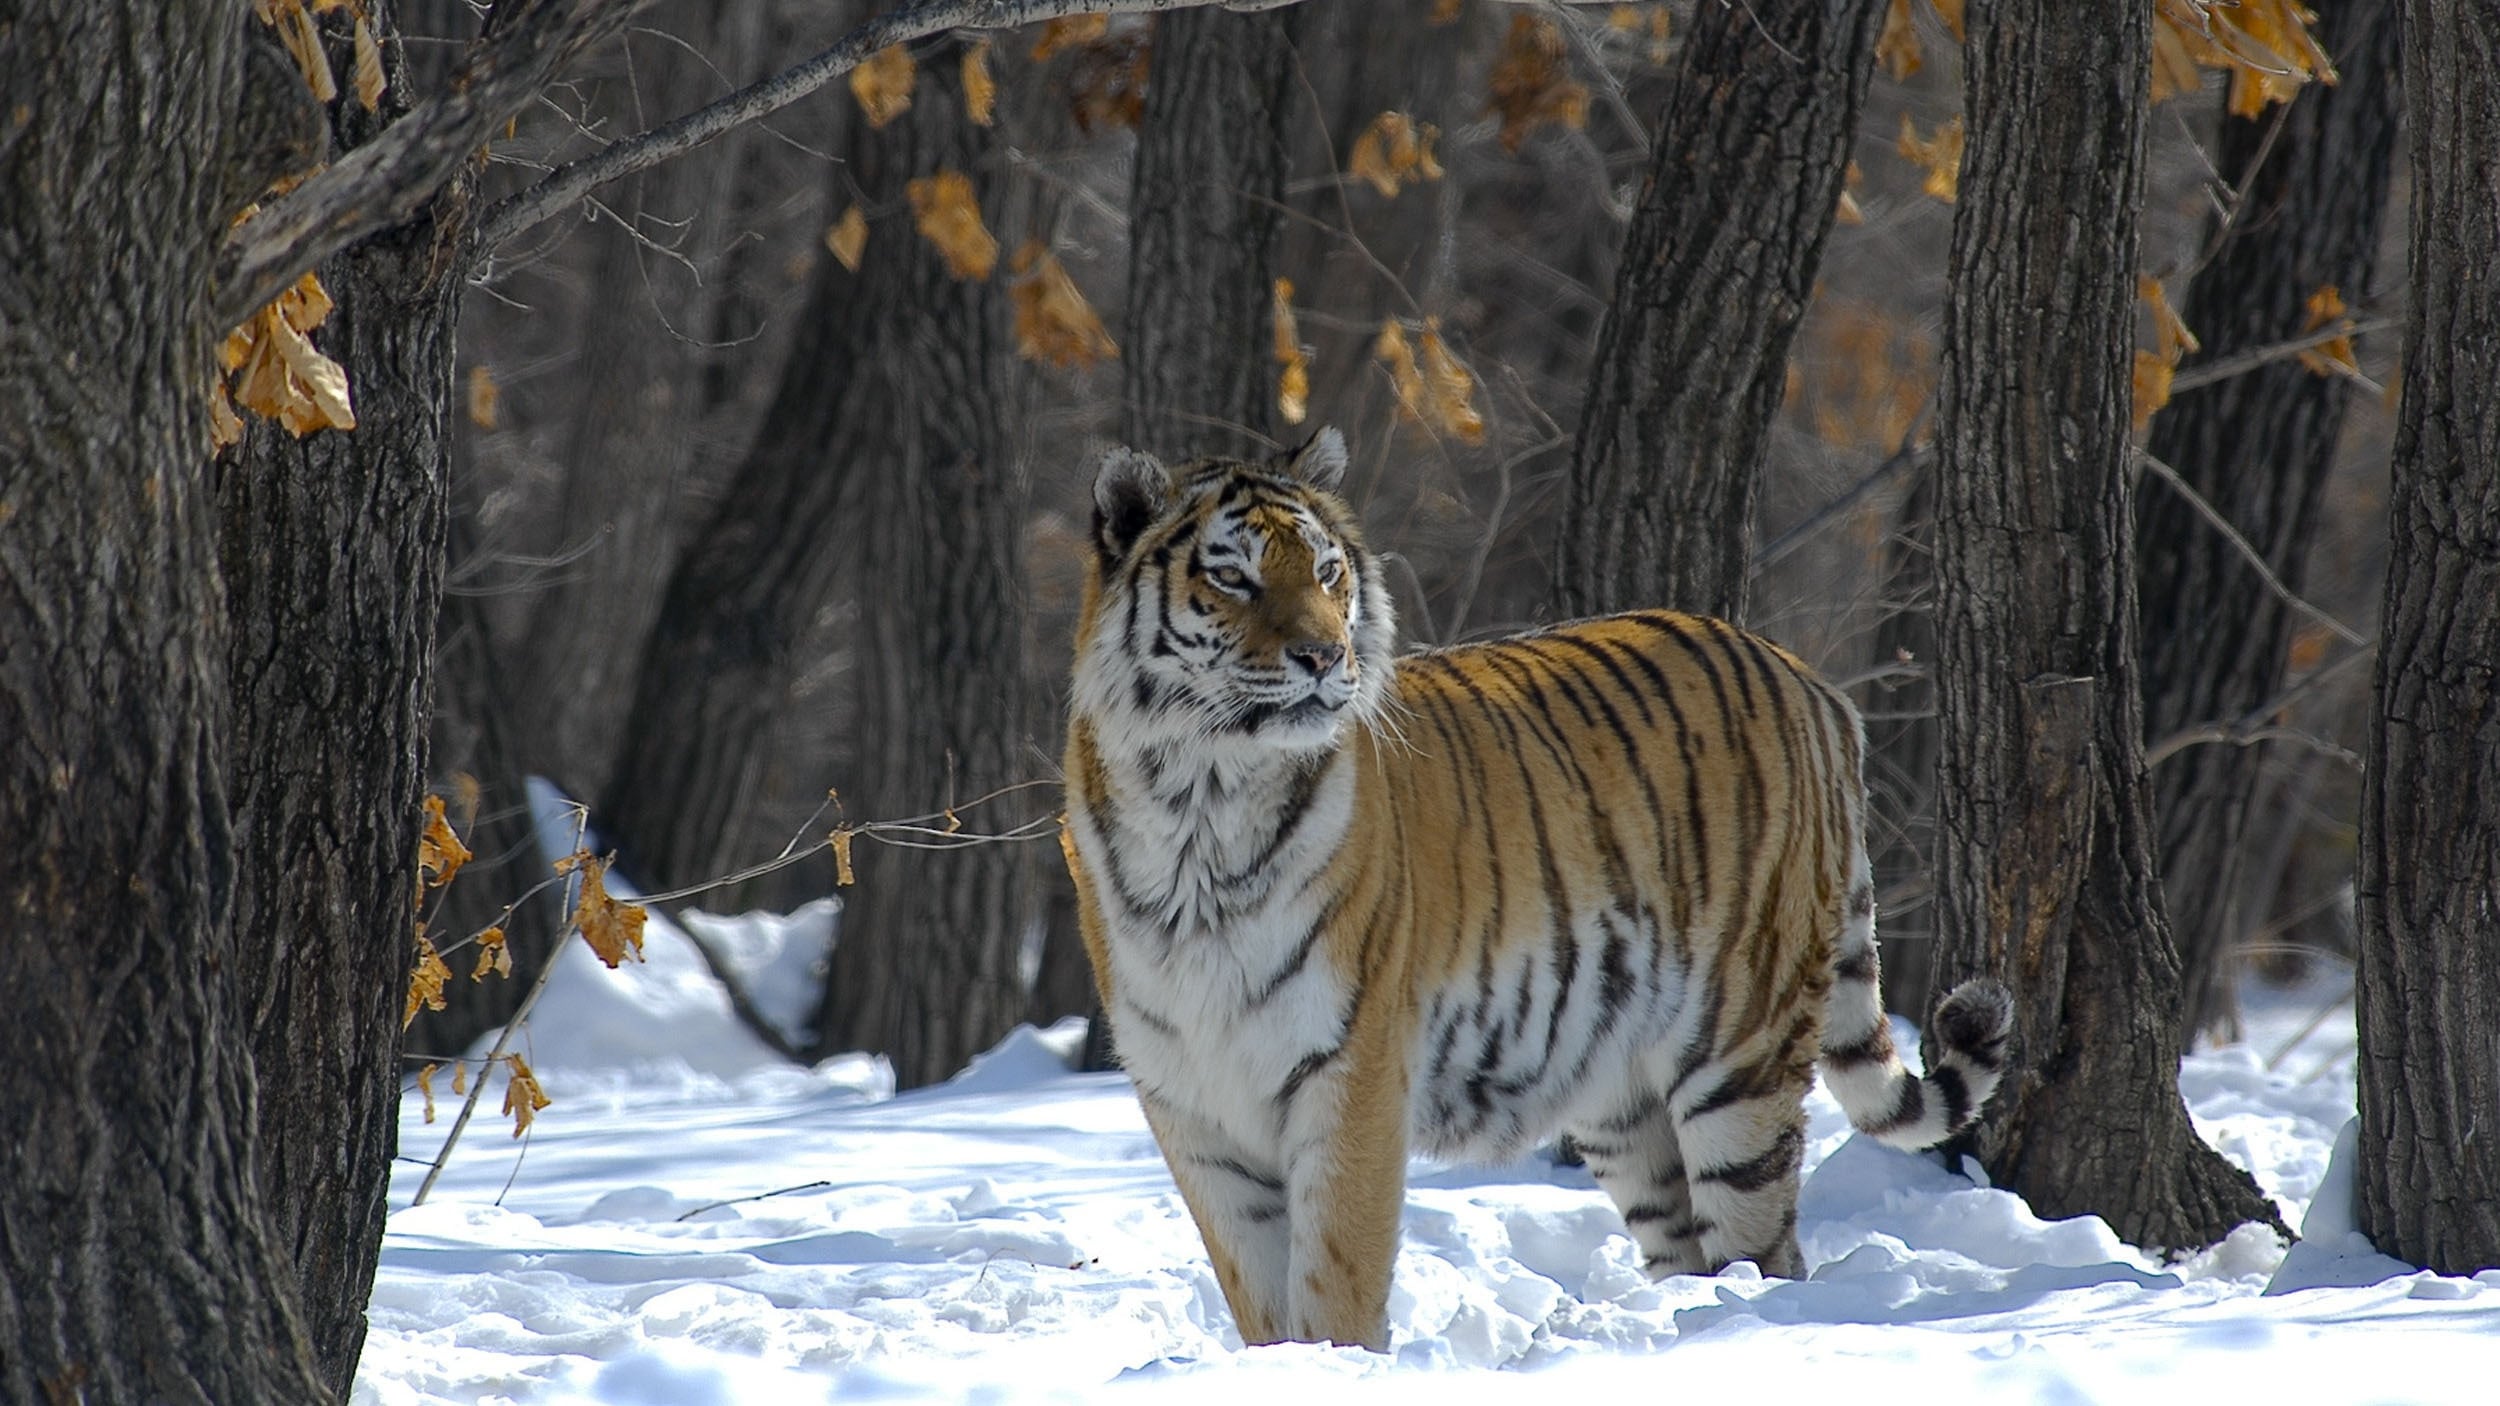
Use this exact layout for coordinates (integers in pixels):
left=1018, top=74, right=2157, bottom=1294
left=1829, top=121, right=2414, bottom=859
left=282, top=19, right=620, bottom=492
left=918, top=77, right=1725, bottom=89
left=1835, top=946, right=1878, bottom=983
left=1247, top=892, right=1342, bottom=1008
left=1864, top=1074, right=1927, bottom=1135
left=1819, top=1029, right=1891, bottom=1070
left=1277, top=1043, right=1342, bottom=1109
left=1693, top=1124, right=1804, bottom=1194
left=1191, top=1155, right=1286, bottom=1196
left=1930, top=1064, right=1972, bottom=1129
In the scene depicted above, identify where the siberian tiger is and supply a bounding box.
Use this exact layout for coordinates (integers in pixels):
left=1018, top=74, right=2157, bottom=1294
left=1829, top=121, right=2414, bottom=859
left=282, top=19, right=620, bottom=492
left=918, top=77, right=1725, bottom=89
left=1061, top=430, right=2012, bottom=1352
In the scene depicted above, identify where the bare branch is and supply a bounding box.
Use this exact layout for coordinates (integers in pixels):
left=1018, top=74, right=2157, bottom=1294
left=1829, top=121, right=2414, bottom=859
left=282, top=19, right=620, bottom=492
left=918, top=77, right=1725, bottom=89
left=2143, top=721, right=2363, bottom=772
left=473, top=0, right=1315, bottom=260
left=2135, top=448, right=2369, bottom=648
left=2167, top=315, right=2402, bottom=392
left=217, top=0, right=658, bottom=327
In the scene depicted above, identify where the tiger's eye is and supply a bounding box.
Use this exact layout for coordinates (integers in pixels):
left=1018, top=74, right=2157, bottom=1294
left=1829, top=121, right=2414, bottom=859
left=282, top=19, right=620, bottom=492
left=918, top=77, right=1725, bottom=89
left=1208, top=566, right=1252, bottom=593
left=1317, top=559, right=1345, bottom=589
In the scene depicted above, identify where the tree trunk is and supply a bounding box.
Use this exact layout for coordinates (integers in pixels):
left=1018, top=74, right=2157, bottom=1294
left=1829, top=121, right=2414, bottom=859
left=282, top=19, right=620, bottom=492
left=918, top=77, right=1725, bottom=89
left=2354, top=0, right=2500, bottom=1276
left=1120, top=5, right=1299, bottom=460
left=1551, top=0, right=1886, bottom=622
left=807, top=41, right=1037, bottom=1089
left=2137, top=0, right=2401, bottom=1044
left=1924, top=0, right=2283, bottom=1251
left=0, top=6, right=330, bottom=1400
left=216, top=15, right=460, bottom=1384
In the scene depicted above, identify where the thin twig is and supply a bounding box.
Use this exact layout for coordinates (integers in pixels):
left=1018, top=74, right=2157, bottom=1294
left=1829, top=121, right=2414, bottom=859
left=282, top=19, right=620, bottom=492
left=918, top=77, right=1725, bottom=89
left=2167, top=315, right=2402, bottom=393
left=2134, top=448, right=2368, bottom=648
left=674, top=1180, right=837, bottom=1222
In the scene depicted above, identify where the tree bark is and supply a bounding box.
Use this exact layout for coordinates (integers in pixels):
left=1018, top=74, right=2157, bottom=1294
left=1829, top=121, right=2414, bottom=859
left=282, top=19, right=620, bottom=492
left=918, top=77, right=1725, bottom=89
left=1551, top=0, right=1886, bottom=623
left=1925, top=0, right=2283, bottom=1251
left=2137, top=0, right=2401, bottom=1043
left=2354, top=0, right=2500, bottom=1276
left=215, top=13, right=462, bottom=1388
left=0, top=6, right=330, bottom=1400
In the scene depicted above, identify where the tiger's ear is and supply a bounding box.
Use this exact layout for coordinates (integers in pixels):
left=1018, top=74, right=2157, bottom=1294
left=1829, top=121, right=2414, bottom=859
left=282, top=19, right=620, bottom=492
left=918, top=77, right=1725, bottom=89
left=1278, top=426, right=1348, bottom=492
left=1093, top=445, right=1170, bottom=559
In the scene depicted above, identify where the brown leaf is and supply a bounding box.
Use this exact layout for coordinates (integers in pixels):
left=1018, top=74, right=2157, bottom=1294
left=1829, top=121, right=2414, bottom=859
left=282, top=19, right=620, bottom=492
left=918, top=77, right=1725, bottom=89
left=825, top=204, right=869, bottom=272
left=1348, top=112, right=1444, bottom=199
left=1375, top=318, right=1485, bottom=444
left=1009, top=243, right=1118, bottom=369
left=404, top=931, right=451, bottom=1027
left=2132, top=349, right=2176, bottom=430
left=963, top=40, right=997, bottom=127
left=1835, top=161, right=1866, bottom=227
left=2140, top=275, right=2200, bottom=364
left=418, top=1062, right=438, bottom=1124
left=419, top=793, right=472, bottom=890
left=570, top=854, right=647, bottom=968
left=1928, top=0, right=1966, bottom=41
left=831, top=826, right=858, bottom=887
left=469, top=925, right=511, bottom=982
left=352, top=15, right=386, bottom=112
left=1272, top=279, right=1310, bottom=427
left=2153, top=0, right=2334, bottom=114
left=907, top=170, right=998, bottom=281
left=850, top=44, right=916, bottom=129
left=452, top=1060, right=468, bottom=1096
left=1877, top=0, right=1923, bottom=81
left=1065, top=35, right=1149, bottom=134
left=502, top=1054, right=553, bottom=1138
left=466, top=364, right=500, bottom=430
left=1031, top=15, right=1109, bottom=61
left=209, top=379, right=246, bottom=451
left=1896, top=113, right=1964, bottom=203
left=1486, top=14, right=1589, bottom=153
left=268, top=0, right=339, bottom=104
left=2296, top=283, right=2359, bottom=377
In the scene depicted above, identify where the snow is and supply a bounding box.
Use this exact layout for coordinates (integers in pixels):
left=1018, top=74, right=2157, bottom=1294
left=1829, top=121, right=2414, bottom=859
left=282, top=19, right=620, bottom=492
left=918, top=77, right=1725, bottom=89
left=364, top=925, right=2500, bottom=1405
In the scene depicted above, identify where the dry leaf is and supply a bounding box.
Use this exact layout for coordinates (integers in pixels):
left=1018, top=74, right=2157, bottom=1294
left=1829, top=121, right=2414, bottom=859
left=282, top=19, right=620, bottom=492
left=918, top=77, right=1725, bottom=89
left=404, top=932, right=451, bottom=1027
left=267, top=0, right=339, bottom=104
left=452, top=1061, right=468, bottom=1096
left=570, top=854, right=647, bottom=968
left=963, top=41, right=997, bottom=127
left=223, top=271, right=355, bottom=438
left=418, top=793, right=472, bottom=890
left=1375, top=319, right=1485, bottom=443
left=466, top=364, right=500, bottom=431
left=2153, top=0, right=2334, bottom=114
left=1348, top=112, right=1444, bottom=199
left=418, top=1063, right=438, bottom=1124
left=1928, top=0, right=1966, bottom=41
left=353, top=15, right=386, bottom=112
left=1273, top=278, right=1311, bottom=427
left=1009, top=243, right=1118, bottom=368
left=209, top=379, right=246, bottom=451
left=2133, top=348, right=2176, bottom=430
left=1066, top=35, right=1149, bottom=133
left=2140, top=275, right=2200, bottom=364
left=851, top=44, right=916, bottom=129
left=826, top=205, right=869, bottom=272
left=469, top=925, right=511, bottom=982
left=503, top=1054, right=553, bottom=1138
left=2297, top=283, right=2359, bottom=377
left=1031, top=15, right=1109, bottom=61
left=1486, top=14, right=1589, bottom=153
left=907, top=170, right=999, bottom=281
left=1896, top=113, right=1964, bottom=203
left=1877, top=0, right=1923, bottom=80
left=832, top=826, right=858, bottom=887
left=1836, top=161, right=1866, bottom=227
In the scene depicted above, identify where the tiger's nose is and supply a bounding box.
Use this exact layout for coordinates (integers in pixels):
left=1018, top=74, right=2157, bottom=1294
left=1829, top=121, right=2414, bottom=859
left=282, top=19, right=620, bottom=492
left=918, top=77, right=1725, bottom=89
left=1285, top=640, right=1346, bottom=678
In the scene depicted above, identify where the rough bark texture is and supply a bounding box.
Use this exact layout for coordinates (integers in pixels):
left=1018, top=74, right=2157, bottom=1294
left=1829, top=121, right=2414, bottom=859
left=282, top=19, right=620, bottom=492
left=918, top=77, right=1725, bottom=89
left=2138, top=0, right=2401, bottom=1042
left=809, top=43, right=1038, bottom=1089
left=1925, top=0, right=2284, bottom=1251
left=1551, top=0, right=1885, bottom=623
left=514, top=0, right=771, bottom=803
left=0, top=6, right=331, bottom=1401
left=216, top=14, right=461, bottom=1388
left=1119, top=5, right=1298, bottom=459
left=2354, top=0, right=2500, bottom=1276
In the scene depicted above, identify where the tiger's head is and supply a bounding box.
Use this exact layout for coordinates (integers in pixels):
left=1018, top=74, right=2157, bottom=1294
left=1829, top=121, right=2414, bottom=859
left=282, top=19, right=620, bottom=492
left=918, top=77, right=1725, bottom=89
left=1072, top=428, right=1396, bottom=754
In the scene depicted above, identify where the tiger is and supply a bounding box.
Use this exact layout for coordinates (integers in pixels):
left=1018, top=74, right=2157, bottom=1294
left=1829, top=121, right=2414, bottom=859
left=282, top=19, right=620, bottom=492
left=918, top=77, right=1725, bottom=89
left=1061, top=428, right=2013, bottom=1352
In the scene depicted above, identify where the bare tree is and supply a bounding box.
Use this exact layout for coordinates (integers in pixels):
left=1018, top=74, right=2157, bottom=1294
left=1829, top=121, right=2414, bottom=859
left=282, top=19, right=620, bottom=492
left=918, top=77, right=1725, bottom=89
left=2138, top=0, right=2401, bottom=1042
left=2353, top=0, right=2500, bottom=1276
left=1552, top=0, right=1887, bottom=622
left=1923, top=0, right=2282, bottom=1250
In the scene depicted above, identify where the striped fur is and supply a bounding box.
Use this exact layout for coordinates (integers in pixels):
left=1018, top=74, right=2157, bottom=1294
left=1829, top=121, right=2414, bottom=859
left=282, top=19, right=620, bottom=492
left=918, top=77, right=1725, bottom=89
left=1063, top=432, right=2013, bottom=1351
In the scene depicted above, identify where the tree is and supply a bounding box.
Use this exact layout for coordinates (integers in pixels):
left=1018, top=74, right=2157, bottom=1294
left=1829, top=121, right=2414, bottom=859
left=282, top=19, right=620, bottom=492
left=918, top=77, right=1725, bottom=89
left=2354, top=0, right=2500, bottom=1276
left=1922, top=0, right=2282, bottom=1249
left=1, top=8, right=333, bottom=1399
left=2137, top=0, right=2401, bottom=1041
left=1552, top=0, right=1887, bottom=622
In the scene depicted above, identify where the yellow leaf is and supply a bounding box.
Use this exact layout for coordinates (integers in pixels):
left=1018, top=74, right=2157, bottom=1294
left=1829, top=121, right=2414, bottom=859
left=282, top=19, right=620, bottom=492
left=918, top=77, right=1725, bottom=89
left=209, top=379, right=245, bottom=451
left=466, top=364, right=500, bottom=431
left=469, top=925, right=509, bottom=982
left=2153, top=0, right=2333, bottom=113
left=1009, top=243, right=1119, bottom=369
left=1273, top=279, right=1310, bottom=427
left=570, top=854, right=647, bottom=968
left=1486, top=14, right=1589, bottom=153
left=1348, top=112, right=1444, bottom=199
left=963, top=41, right=997, bottom=127
left=832, top=826, right=858, bottom=887
left=851, top=44, right=916, bottom=129
left=502, top=1054, right=552, bottom=1139
left=418, top=1063, right=438, bottom=1124
left=353, top=15, right=386, bottom=112
left=1877, top=0, right=1923, bottom=81
left=1896, top=113, right=1964, bottom=204
left=2132, top=349, right=2175, bottom=430
left=2296, top=283, right=2359, bottom=377
left=1031, top=15, right=1109, bottom=61
left=2140, top=275, right=2200, bottom=364
left=404, top=932, right=450, bottom=1027
left=418, top=793, right=472, bottom=890
left=907, top=170, right=999, bottom=282
left=1375, top=319, right=1484, bottom=444
left=826, top=205, right=869, bottom=273
left=268, top=0, right=339, bottom=104
left=452, top=1060, right=468, bottom=1096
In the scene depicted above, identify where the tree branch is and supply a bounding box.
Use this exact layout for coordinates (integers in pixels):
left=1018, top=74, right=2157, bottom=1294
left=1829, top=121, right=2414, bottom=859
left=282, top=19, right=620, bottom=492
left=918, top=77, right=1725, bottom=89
left=2166, top=314, right=2402, bottom=393
left=215, top=0, right=657, bottom=327
left=471, top=0, right=1314, bottom=260
left=2134, top=448, right=2369, bottom=648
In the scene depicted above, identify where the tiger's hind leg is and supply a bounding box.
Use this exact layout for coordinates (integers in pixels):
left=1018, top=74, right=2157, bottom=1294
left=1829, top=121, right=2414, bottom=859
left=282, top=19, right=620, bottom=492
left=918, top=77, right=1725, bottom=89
left=1666, top=1049, right=1812, bottom=1278
left=1570, top=1090, right=1708, bottom=1277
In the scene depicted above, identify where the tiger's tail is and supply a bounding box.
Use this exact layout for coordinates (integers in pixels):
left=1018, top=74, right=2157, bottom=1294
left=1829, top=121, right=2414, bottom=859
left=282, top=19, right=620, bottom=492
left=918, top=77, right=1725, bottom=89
left=1815, top=872, right=2014, bottom=1151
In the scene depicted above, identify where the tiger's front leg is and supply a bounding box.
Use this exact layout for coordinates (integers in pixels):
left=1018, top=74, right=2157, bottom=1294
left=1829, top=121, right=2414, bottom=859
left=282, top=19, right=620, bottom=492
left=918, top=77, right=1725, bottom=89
left=1138, top=1095, right=1293, bottom=1346
left=1277, top=1009, right=1410, bottom=1351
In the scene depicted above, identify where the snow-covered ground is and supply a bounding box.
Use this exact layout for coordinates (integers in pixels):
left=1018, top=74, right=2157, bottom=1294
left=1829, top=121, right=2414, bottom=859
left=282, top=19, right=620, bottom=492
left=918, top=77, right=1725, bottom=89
left=359, top=897, right=2500, bottom=1406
